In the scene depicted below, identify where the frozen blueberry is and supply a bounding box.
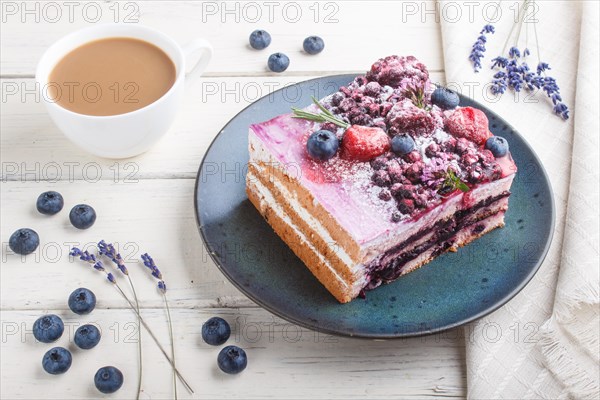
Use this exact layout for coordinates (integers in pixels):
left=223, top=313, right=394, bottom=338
left=69, top=204, right=96, bottom=229
left=249, top=29, right=271, bottom=50
left=74, top=324, right=101, bottom=349
left=8, top=228, right=39, bottom=255
left=217, top=345, right=247, bottom=374
left=485, top=136, right=509, bottom=157
left=267, top=52, right=290, bottom=73
left=94, top=366, right=124, bottom=394
left=391, top=134, right=416, bottom=155
left=36, top=191, right=64, bottom=215
left=202, top=317, right=231, bottom=346
left=33, top=314, right=64, bottom=343
left=68, top=287, right=96, bottom=315
left=42, top=347, right=72, bottom=375
left=431, top=87, right=460, bottom=110
left=307, top=130, right=339, bottom=161
left=303, top=36, right=325, bottom=55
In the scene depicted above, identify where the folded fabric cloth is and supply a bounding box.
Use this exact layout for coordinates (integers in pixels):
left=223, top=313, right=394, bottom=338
left=439, top=1, right=599, bottom=398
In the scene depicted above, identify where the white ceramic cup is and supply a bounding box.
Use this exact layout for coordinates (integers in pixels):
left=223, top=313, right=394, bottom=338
left=36, top=24, right=212, bottom=158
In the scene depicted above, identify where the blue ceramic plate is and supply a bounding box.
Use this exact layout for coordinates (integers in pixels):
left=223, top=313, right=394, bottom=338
left=194, top=75, right=555, bottom=338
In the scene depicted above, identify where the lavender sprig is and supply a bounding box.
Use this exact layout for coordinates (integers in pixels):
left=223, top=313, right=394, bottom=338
left=469, top=24, right=495, bottom=72
left=98, top=240, right=128, bottom=275
left=140, top=253, right=177, bottom=399
left=98, top=241, right=142, bottom=400
left=70, top=248, right=104, bottom=271
left=141, top=253, right=163, bottom=282
left=491, top=71, right=508, bottom=95
left=470, top=0, right=570, bottom=120
left=70, top=247, right=194, bottom=394
left=490, top=49, right=569, bottom=120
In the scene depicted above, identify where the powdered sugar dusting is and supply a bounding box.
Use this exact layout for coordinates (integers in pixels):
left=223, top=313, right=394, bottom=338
left=250, top=55, right=517, bottom=241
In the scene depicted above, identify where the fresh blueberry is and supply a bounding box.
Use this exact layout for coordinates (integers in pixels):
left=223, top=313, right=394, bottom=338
left=202, top=317, right=231, bottom=346
left=267, top=52, right=290, bottom=73
left=485, top=136, right=509, bottom=157
left=36, top=191, right=64, bottom=215
left=69, top=204, right=96, bottom=229
left=33, top=314, right=64, bottom=343
left=249, top=29, right=271, bottom=50
left=74, top=324, right=101, bottom=349
left=307, top=130, right=339, bottom=161
left=217, top=345, right=247, bottom=374
left=94, top=366, right=124, bottom=394
left=42, top=347, right=72, bottom=375
left=68, top=287, right=96, bottom=315
left=431, top=87, right=460, bottom=110
left=303, top=36, right=325, bottom=55
left=8, top=228, right=39, bottom=255
left=391, top=134, right=416, bottom=155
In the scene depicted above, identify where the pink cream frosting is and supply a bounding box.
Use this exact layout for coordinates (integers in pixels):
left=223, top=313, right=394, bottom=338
left=250, top=112, right=517, bottom=246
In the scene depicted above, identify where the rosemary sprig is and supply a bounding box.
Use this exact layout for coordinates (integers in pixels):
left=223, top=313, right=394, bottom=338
left=291, top=96, right=349, bottom=129
left=443, top=169, right=470, bottom=193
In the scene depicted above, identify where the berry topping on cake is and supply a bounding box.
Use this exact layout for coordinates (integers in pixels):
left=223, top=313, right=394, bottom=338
left=342, top=125, right=390, bottom=161
left=366, top=55, right=430, bottom=89
left=307, top=130, right=339, bottom=161
left=445, top=107, right=492, bottom=145
left=431, top=87, right=460, bottom=110
left=391, top=134, right=416, bottom=155
left=289, top=59, right=507, bottom=221
left=386, top=99, right=441, bottom=137
left=485, top=136, right=509, bottom=157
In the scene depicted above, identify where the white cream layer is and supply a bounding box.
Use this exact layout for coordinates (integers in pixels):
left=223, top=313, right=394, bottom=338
left=247, top=171, right=368, bottom=294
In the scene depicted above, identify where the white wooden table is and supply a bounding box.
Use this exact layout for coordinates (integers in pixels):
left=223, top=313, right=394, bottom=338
left=0, top=1, right=466, bottom=398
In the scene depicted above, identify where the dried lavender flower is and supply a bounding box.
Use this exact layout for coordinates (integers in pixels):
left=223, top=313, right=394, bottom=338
left=537, top=62, right=550, bottom=74
left=141, top=253, right=163, bottom=281
left=491, top=71, right=508, bottom=95
left=469, top=24, right=495, bottom=72
left=70, top=247, right=104, bottom=271
left=475, top=7, right=569, bottom=120
left=508, top=46, right=521, bottom=58
left=98, top=240, right=128, bottom=275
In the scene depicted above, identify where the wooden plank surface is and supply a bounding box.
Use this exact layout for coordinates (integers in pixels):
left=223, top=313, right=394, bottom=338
left=0, top=0, right=466, bottom=398
left=0, top=0, right=443, bottom=77
left=0, top=308, right=465, bottom=399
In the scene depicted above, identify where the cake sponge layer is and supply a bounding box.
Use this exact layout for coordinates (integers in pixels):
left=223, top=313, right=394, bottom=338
left=247, top=164, right=510, bottom=303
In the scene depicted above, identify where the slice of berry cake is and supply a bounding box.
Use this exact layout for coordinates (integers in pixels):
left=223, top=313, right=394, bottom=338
left=247, top=55, right=517, bottom=303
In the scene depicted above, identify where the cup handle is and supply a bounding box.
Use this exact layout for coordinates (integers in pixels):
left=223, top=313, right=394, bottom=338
left=183, top=39, right=213, bottom=84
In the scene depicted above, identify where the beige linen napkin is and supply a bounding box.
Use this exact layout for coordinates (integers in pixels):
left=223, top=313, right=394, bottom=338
left=438, top=1, right=599, bottom=398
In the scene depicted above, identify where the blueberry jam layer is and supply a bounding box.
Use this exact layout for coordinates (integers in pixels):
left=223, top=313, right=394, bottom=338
left=364, top=191, right=510, bottom=290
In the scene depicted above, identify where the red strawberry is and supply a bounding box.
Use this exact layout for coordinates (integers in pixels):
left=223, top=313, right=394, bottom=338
left=445, top=107, right=491, bottom=146
left=341, top=125, right=390, bottom=162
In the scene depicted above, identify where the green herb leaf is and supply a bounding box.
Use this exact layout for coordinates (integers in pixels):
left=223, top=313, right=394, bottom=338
left=441, top=168, right=470, bottom=193
left=291, top=98, right=350, bottom=129
left=457, top=181, right=470, bottom=192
